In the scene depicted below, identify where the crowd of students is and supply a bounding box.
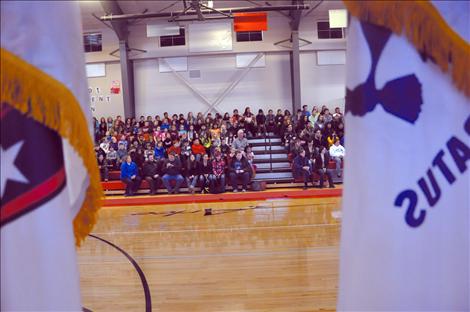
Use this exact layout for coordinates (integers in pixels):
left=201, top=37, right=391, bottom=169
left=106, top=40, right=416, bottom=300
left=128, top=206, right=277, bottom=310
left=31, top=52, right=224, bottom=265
left=93, top=105, right=346, bottom=195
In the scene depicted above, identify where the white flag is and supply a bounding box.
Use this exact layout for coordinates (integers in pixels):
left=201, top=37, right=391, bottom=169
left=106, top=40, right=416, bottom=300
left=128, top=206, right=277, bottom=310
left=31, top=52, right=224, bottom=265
left=1, top=1, right=102, bottom=310
left=338, top=1, right=469, bottom=311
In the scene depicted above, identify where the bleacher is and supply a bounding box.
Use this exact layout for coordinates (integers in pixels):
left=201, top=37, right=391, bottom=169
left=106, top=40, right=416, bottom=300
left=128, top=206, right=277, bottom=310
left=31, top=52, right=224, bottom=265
left=101, top=133, right=343, bottom=195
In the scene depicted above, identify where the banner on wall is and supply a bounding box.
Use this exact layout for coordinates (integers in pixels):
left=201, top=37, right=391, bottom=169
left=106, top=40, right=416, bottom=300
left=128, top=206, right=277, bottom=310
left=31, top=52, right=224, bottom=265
left=234, top=12, right=268, bottom=32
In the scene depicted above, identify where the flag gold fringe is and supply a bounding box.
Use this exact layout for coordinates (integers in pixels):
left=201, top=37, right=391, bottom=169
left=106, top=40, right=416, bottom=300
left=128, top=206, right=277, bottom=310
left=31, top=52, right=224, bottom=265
left=344, top=0, right=470, bottom=98
left=0, top=48, right=103, bottom=246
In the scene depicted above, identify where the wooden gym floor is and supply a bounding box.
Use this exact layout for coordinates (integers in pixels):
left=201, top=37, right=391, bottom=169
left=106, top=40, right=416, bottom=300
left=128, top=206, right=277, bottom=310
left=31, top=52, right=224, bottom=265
left=78, top=195, right=342, bottom=312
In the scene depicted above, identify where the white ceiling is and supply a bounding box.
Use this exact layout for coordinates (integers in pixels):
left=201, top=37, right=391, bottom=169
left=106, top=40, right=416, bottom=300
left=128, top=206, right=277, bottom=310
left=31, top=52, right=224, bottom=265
left=80, top=0, right=345, bottom=31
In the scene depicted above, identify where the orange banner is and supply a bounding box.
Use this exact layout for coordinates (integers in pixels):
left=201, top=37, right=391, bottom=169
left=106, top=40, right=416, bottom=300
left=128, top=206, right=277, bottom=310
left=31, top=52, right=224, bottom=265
left=234, top=12, right=268, bottom=32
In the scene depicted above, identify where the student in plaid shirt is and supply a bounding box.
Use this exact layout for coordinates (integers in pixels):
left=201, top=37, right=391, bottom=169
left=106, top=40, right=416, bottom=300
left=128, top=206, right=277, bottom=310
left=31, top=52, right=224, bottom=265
left=211, top=151, right=226, bottom=193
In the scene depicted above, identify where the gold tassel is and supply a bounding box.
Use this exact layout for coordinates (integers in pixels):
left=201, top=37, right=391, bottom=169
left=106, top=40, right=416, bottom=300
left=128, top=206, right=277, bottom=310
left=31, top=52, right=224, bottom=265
left=1, top=48, right=103, bottom=246
left=343, top=0, right=470, bottom=98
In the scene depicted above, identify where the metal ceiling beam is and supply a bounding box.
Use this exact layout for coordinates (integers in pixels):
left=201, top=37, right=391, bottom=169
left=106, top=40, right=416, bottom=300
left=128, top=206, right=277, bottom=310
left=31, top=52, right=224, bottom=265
left=99, top=1, right=128, bottom=40
left=99, top=1, right=135, bottom=118
left=289, top=1, right=303, bottom=113
left=244, top=0, right=291, bottom=19
left=100, top=4, right=309, bottom=21
left=290, top=31, right=301, bottom=113
left=289, top=0, right=303, bottom=31
left=303, top=0, right=323, bottom=17
left=191, top=0, right=205, bottom=21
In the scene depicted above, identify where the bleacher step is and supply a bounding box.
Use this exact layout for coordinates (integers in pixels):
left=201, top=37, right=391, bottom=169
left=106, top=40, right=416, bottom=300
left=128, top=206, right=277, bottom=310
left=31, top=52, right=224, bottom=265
left=255, top=162, right=291, bottom=170
left=254, top=172, right=293, bottom=180
left=252, top=145, right=285, bottom=152
left=254, top=153, right=288, bottom=160
left=247, top=137, right=281, bottom=144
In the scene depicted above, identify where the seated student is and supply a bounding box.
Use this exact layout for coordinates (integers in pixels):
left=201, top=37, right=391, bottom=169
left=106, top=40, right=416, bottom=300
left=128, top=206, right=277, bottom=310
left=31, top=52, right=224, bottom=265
left=154, top=141, right=165, bottom=160
left=106, top=145, right=118, bottom=169
left=245, top=145, right=255, bottom=164
left=131, top=147, right=145, bottom=170
left=162, top=152, right=184, bottom=194
left=197, top=153, right=212, bottom=194
left=332, top=107, right=343, bottom=119
left=144, top=143, right=154, bottom=161
left=327, top=131, right=339, bottom=148
left=200, top=132, right=212, bottom=154
left=231, top=109, right=240, bottom=126
left=142, top=154, right=161, bottom=195
left=245, top=146, right=256, bottom=178
left=312, top=129, right=327, bottom=152
left=283, top=124, right=296, bottom=153
left=274, top=109, right=284, bottom=135
left=94, top=144, right=106, bottom=158
left=265, top=109, right=275, bottom=134
left=243, top=107, right=256, bottom=137
left=163, top=132, right=173, bottom=151
left=293, top=149, right=313, bottom=190
left=302, top=104, right=311, bottom=118
left=323, top=122, right=334, bottom=138
left=169, top=124, right=179, bottom=141
left=231, top=129, right=249, bottom=152
left=314, top=146, right=335, bottom=188
left=109, top=136, right=118, bottom=151
left=118, top=135, right=128, bottom=150
left=229, top=120, right=239, bottom=138
left=191, top=138, right=206, bottom=161
left=290, top=139, right=304, bottom=159
left=187, top=124, right=197, bottom=141
left=315, top=114, right=326, bottom=131
left=329, top=139, right=345, bottom=177
left=153, top=126, right=162, bottom=143
left=255, top=109, right=266, bottom=136
left=220, top=139, right=230, bottom=157
left=120, top=155, right=142, bottom=196
left=116, top=143, right=128, bottom=167
left=167, top=140, right=181, bottom=157
left=219, top=124, right=229, bottom=145
left=211, top=151, right=226, bottom=193
left=180, top=140, right=192, bottom=163
left=229, top=150, right=251, bottom=192
left=304, top=140, right=317, bottom=161
left=97, top=154, right=109, bottom=181
left=209, top=123, right=221, bottom=141
left=185, top=154, right=199, bottom=194
left=160, top=118, right=170, bottom=131
left=210, top=137, right=221, bottom=157
left=178, top=124, right=187, bottom=138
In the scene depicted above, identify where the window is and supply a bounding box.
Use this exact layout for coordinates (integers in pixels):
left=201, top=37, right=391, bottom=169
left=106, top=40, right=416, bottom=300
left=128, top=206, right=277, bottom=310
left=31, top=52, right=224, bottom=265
left=160, top=28, right=186, bottom=47
left=236, top=31, right=263, bottom=42
left=317, top=21, right=344, bottom=39
left=83, top=32, right=102, bottom=52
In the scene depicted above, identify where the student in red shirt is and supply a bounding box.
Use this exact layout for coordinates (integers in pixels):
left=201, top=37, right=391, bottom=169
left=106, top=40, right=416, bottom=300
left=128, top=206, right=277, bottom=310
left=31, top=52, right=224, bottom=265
left=167, top=140, right=181, bottom=156
left=191, top=138, right=206, bottom=161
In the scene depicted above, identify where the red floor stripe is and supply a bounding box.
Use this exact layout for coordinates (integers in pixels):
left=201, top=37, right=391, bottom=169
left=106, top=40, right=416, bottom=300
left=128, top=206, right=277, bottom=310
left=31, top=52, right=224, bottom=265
left=103, top=188, right=342, bottom=207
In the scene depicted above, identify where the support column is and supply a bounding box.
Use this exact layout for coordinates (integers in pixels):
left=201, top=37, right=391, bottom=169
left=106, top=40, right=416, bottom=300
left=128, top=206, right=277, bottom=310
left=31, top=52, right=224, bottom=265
left=290, top=30, right=301, bottom=113
left=119, top=40, right=135, bottom=118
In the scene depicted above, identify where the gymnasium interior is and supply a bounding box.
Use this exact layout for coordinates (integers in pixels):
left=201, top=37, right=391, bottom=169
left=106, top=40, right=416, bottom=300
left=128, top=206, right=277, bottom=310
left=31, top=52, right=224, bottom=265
left=81, top=1, right=345, bottom=310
